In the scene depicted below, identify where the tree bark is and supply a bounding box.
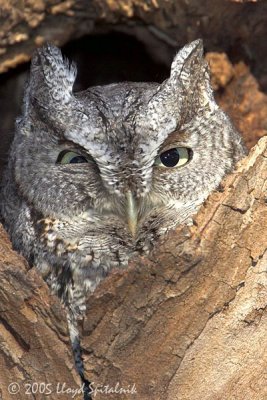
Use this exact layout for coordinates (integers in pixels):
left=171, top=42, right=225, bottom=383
left=1, top=0, right=267, bottom=86
left=0, top=225, right=81, bottom=399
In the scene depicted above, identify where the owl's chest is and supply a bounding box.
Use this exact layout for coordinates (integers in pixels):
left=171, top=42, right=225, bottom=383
left=34, top=215, right=136, bottom=271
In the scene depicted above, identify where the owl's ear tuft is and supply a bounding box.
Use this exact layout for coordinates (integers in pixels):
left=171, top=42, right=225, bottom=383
left=169, top=39, right=205, bottom=86
left=164, top=39, right=216, bottom=112
left=32, top=44, right=77, bottom=88
left=27, top=43, right=77, bottom=109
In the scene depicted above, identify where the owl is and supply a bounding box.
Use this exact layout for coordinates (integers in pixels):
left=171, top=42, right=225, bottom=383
left=0, top=39, right=246, bottom=383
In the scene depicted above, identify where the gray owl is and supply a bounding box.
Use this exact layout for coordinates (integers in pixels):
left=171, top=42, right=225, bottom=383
left=0, top=40, right=246, bottom=385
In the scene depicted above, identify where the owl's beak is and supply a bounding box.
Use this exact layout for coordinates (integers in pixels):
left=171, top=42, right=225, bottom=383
left=126, top=191, right=138, bottom=238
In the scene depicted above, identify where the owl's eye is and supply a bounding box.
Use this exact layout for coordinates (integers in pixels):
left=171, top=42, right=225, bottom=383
left=57, top=150, right=88, bottom=164
left=155, top=147, right=191, bottom=168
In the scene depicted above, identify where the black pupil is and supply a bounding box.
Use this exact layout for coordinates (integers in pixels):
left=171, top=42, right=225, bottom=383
left=160, top=148, right=180, bottom=167
left=69, top=155, right=87, bottom=164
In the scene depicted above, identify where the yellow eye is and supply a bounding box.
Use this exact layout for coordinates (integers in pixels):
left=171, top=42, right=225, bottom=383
left=154, top=147, right=191, bottom=168
left=56, top=150, right=88, bottom=164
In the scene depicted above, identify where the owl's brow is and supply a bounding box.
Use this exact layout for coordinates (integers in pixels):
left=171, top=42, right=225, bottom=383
left=57, top=138, right=92, bottom=157
left=159, top=130, right=190, bottom=151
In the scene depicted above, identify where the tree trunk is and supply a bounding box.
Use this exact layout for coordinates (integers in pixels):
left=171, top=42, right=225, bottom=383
left=1, top=0, right=267, bottom=80
left=0, top=226, right=80, bottom=399
left=0, top=1, right=267, bottom=400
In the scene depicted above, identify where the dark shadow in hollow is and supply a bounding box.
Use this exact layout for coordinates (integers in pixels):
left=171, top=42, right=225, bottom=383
left=62, top=31, right=169, bottom=91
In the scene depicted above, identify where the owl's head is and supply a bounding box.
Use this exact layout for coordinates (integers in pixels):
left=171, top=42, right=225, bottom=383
left=12, top=40, right=245, bottom=243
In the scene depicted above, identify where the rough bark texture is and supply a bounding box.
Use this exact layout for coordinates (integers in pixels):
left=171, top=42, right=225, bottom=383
left=0, top=1, right=267, bottom=400
left=0, top=227, right=80, bottom=400
left=207, top=53, right=267, bottom=149
left=1, top=0, right=267, bottom=89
